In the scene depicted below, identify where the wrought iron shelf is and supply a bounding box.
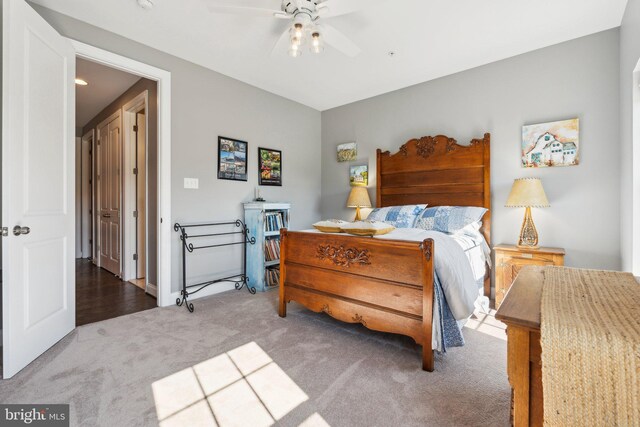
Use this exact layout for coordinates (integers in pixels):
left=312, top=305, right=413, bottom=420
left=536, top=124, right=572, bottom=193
left=174, top=219, right=256, bottom=312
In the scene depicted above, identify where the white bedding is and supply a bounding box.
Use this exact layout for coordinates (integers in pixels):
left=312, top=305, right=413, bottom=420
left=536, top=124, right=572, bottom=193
left=373, top=228, right=481, bottom=320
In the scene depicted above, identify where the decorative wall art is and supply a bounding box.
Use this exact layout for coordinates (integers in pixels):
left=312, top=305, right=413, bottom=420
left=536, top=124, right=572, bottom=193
left=521, top=118, right=579, bottom=168
left=258, top=147, right=282, bottom=186
left=218, top=136, right=248, bottom=181
left=337, top=142, right=357, bottom=162
left=349, top=164, right=368, bottom=187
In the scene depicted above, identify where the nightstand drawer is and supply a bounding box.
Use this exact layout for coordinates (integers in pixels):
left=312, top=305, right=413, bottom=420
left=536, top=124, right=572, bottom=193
left=496, top=258, right=554, bottom=307
left=493, top=244, right=565, bottom=309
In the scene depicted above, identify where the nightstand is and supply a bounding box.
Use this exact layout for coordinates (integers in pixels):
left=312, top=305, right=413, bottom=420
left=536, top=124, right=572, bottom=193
left=493, top=244, right=565, bottom=309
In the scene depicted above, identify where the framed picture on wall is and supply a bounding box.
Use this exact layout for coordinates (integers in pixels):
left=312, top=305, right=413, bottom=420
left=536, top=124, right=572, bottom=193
left=337, top=142, right=357, bottom=162
left=521, top=118, right=579, bottom=168
left=258, top=147, right=282, bottom=186
left=349, top=164, right=368, bottom=187
left=218, top=136, right=248, bottom=181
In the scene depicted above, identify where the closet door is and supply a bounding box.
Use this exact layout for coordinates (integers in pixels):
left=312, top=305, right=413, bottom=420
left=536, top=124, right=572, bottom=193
left=136, top=112, right=147, bottom=279
left=97, top=112, right=122, bottom=275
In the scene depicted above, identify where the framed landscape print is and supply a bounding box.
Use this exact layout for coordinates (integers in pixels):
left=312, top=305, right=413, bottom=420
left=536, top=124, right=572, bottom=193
left=218, top=136, right=248, bottom=181
left=258, top=147, right=282, bottom=186
left=337, top=142, right=357, bottom=162
left=349, top=164, right=368, bottom=187
left=521, top=118, right=579, bottom=168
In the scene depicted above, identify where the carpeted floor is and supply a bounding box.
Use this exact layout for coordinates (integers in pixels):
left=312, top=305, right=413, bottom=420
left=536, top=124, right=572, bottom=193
left=0, top=289, right=510, bottom=427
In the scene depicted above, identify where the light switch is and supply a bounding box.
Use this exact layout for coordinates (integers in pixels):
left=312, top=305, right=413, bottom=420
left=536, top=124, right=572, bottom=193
left=184, top=178, right=199, bottom=189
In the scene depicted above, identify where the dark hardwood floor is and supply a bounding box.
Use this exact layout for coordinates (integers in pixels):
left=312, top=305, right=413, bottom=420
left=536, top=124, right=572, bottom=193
left=76, top=259, right=157, bottom=326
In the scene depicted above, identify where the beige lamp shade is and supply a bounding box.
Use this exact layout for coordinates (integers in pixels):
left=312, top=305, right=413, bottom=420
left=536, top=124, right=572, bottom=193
left=505, top=178, right=550, bottom=208
left=347, top=187, right=372, bottom=208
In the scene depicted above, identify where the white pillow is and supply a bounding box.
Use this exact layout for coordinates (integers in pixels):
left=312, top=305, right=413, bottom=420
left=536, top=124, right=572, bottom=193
left=340, top=220, right=396, bottom=236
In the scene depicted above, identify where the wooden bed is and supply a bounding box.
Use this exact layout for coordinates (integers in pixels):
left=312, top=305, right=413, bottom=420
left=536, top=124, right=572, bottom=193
left=278, top=133, right=491, bottom=371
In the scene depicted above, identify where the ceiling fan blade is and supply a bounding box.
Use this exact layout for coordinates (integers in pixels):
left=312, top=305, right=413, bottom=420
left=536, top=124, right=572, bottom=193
left=317, top=0, right=369, bottom=18
left=319, top=24, right=362, bottom=57
left=270, top=26, right=292, bottom=56
left=206, top=0, right=281, bottom=9
left=205, top=0, right=285, bottom=17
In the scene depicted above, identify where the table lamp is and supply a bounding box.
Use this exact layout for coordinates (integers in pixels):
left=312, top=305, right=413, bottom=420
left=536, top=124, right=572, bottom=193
left=347, top=187, right=372, bottom=221
left=505, top=178, right=549, bottom=249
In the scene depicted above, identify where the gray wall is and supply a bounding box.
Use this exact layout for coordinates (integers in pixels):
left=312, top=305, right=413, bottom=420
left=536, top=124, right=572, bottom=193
left=620, top=0, right=640, bottom=273
left=31, top=5, right=322, bottom=294
left=321, top=29, right=621, bottom=271
left=81, top=78, right=159, bottom=285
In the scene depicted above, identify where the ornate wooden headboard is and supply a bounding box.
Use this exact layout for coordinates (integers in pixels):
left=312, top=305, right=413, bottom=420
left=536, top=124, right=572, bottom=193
left=376, top=133, right=491, bottom=245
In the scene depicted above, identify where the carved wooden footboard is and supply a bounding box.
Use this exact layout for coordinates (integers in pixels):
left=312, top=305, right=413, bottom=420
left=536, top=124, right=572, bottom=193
left=278, top=229, right=435, bottom=371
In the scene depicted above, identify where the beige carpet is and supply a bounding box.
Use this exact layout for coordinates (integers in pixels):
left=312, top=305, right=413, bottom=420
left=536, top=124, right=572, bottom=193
left=0, top=289, right=510, bottom=427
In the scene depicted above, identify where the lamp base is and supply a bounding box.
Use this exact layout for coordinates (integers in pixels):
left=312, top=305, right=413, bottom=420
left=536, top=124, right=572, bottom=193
left=517, top=206, right=539, bottom=248
left=353, top=206, right=362, bottom=222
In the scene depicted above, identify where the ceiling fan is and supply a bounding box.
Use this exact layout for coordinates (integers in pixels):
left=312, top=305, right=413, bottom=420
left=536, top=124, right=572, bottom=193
left=204, top=0, right=370, bottom=58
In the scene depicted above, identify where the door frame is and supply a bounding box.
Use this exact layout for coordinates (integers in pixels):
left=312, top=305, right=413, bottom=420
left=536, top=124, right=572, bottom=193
left=122, top=90, right=148, bottom=287
left=81, top=129, right=94, bottom=260
left=633, top=57, right=640, bottom=276
left=71, top=39, right=173, bottom=307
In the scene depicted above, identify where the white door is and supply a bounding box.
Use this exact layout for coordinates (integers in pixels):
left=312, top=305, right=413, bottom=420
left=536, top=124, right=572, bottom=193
left=97, top=113, right=122, bottom=275
left=2, top=0, right=76, bottom=378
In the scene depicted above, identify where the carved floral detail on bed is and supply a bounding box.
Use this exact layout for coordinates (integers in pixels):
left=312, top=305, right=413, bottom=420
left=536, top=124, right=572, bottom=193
left=416, top=137, right=437, bottom=158
left=321, top=304, right=333, bottom=315
left=352, top=313, right=367, bottom=326
left=316, top=244, right=371, bottom=268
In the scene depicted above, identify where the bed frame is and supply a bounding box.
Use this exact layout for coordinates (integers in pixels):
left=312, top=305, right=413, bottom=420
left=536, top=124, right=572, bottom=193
left=278, top=133, right=491, bottom=371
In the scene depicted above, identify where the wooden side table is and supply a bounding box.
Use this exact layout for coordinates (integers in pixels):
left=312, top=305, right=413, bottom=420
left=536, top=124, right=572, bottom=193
left=494, top=244, right=565, bottom=309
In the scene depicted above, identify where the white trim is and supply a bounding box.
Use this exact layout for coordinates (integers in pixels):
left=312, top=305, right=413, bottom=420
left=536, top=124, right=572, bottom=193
left=122, top=90, right=148, bottom=283
left=146, top=283, right=158, bottom=297
left=80, top=130, right=94, bottom=259
left=171, top=282, right=238, bottom=305
left=71, top=39, right=173, bottom=307
left=632, top=58, right=640, bottom=276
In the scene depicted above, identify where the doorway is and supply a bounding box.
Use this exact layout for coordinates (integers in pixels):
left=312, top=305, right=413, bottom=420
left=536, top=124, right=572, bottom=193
left=3, top=0, right=172, bottom=377
left=75, top=57, right=157, bottom=325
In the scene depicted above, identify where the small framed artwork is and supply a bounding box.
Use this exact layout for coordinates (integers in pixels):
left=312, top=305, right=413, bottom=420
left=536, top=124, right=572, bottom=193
left=337, top=142, right=357, bottom=162
left=258, top=147, right=282, bottom=186
left=521, top=118, right=579, bottom=168
left=349, top=164, right=368, bottom=187
left=218, top=136, right=248, bottom=181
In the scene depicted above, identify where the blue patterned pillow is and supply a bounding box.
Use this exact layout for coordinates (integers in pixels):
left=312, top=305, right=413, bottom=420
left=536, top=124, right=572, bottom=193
left=366, top=204, right=426, bottom=228
left=414, top=206, right=487, bottom=234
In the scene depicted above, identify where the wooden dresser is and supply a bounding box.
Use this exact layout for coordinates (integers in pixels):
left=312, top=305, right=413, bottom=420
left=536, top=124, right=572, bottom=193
left=494, top=245, right=564, bottom=309
left=495, top=266, right=545, bottom=427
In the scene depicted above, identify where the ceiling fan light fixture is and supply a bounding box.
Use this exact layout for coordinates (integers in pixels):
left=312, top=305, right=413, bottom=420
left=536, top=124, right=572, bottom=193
left=311, top=32, right=324, bottom=54
left=288, top=44, right=303, bottom=58
left=293, top=23, right=304, bottom=39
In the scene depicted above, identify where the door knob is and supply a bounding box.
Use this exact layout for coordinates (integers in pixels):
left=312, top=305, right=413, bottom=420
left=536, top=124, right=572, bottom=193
left=13, top=225, right=30, bottom=236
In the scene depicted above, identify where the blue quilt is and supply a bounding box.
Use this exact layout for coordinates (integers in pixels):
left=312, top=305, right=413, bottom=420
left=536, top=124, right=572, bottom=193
left=434, top=274, right=465, bottom=351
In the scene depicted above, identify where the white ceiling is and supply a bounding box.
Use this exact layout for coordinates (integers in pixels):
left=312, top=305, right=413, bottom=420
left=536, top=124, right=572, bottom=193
left=35, top=0, right=628, bottom=111
left=76, top=58, right=141, bottom=128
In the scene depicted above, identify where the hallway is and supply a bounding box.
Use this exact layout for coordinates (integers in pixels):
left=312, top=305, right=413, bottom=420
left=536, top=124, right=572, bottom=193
left=76, top=259, right=156, bottom=326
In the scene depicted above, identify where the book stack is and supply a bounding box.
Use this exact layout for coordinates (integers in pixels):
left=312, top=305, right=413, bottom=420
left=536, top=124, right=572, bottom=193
left=265, top=266, right=280, bottom=287
left=265, top=212, right=286, bottom=232
left=265, top=238, right=281, bottom=261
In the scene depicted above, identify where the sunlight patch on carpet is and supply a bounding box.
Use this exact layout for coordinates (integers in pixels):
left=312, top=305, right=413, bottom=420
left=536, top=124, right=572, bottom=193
left=152, top=341, right=314, bottom=426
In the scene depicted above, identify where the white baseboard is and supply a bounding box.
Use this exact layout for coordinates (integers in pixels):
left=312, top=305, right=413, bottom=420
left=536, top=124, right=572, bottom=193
left=170, top=282, right=237, bottom=306
left=146, top=282, right=158, bottom=297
